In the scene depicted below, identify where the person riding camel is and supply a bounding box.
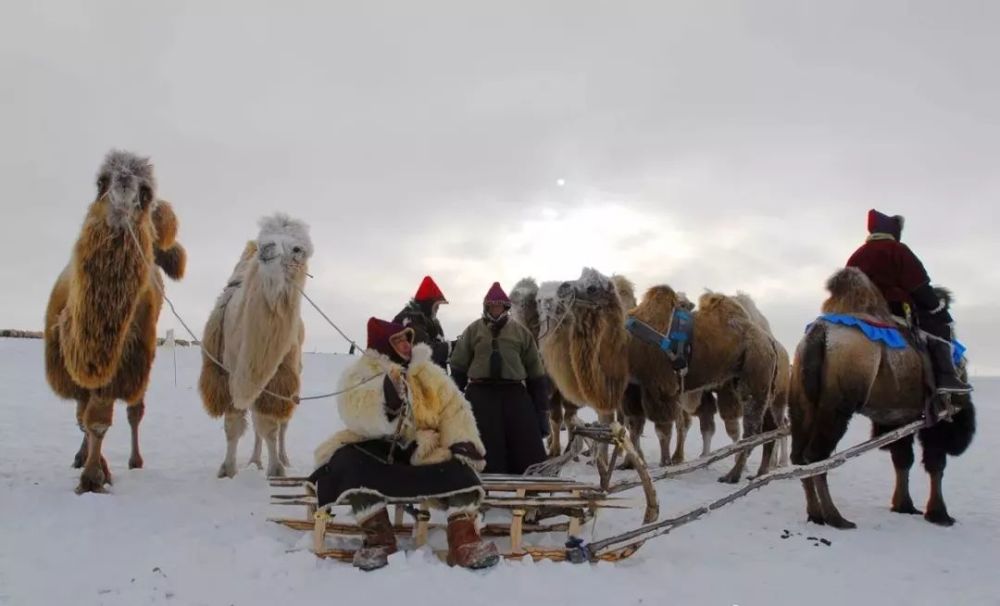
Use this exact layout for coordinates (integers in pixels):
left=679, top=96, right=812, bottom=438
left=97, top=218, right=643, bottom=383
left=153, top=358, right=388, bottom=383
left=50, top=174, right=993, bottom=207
left=308, top=317, right=499, bottom=571
left=394, top=276, right=452, bottom=368
left=846, top=209, right=972, bottom=395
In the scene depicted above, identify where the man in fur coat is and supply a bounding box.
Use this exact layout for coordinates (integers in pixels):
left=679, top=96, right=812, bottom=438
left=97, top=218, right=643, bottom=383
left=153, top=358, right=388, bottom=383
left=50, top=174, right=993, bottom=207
left=309, top=318, right=499, bottom=571
left=393, top=276, right=452, bottom=368
left=449, top=283, right=549, bottom=474
left=847, top=209, right=971, bottom=394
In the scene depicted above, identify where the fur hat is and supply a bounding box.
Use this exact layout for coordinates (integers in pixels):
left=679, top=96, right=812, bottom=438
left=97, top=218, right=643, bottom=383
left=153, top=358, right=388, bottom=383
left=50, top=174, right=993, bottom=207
left=367, top=317, right=414, bottom=358
left=414, top=276, right=447, bottom=303
left=867, top=209, right=904, bottom=240
left=483, top=282, right=512, bottom=308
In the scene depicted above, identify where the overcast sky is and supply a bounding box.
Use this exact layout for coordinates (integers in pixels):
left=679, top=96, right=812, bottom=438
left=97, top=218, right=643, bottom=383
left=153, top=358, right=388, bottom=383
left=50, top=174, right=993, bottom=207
left=2, top=1, right=998, bottom=374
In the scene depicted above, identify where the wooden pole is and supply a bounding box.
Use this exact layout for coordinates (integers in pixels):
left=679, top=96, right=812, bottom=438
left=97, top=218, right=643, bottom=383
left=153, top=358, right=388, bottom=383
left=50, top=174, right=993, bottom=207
left=590, top=415, right=939, bottom=558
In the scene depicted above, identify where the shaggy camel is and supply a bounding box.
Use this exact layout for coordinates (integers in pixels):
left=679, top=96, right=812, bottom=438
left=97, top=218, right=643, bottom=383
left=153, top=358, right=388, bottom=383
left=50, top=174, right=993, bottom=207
left=672, top=293, right=791, bottom=468
left=199, top=214, right=312, bottom=478
left=511, top=275, right=637, bottom=458
left=553, top=272, right=784, bottom=481
left=789, top=268, right=976, bottom=528
left=45, top=150, right=186, bottom=493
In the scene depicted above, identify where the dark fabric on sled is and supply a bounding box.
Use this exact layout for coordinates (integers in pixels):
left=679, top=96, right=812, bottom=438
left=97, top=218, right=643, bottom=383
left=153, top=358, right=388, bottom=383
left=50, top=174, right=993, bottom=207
left=466, top=382, right=546, bottom=475
left=308, top=439, right=483, bottom=508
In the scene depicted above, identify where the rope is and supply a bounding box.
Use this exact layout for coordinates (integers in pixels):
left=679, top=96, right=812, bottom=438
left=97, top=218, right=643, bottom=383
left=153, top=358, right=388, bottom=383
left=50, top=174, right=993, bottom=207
left=124, top=223, right=378, bottom=403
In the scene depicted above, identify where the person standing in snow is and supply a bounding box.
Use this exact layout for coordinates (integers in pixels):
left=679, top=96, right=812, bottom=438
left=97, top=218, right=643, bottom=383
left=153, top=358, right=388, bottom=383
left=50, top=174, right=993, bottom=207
left=394, top=276, right=452, bottom=368
left=308, top=317, right=499, bottom=571
left=846, top=209, right=972, bottom=395
left=449, top=282, right=549, bottom=474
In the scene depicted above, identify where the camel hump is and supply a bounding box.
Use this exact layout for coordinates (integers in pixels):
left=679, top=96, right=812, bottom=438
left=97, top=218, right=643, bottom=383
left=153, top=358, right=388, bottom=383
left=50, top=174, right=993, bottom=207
left=821, top=268, right=891, bottom=317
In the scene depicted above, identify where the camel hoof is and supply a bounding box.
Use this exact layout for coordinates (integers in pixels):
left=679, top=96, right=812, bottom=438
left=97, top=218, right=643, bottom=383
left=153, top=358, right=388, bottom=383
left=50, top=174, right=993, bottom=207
left=246, top=458, right=263, bottom=470
left=807, top=514, right=826, bottom=526
left=267, top=463, right=286, bottom=478
left=717, top=472, right=740, bottom=484
left=826, top=517, right=857, bottom=530
left=925, top=510, right=955, bottom=527
left=217, top=462, right=237, bottom=479
left=128, top=454, right=144, bottom=470
left=75, top=468, right=109, bottom=494
left=670, top=454, right=685, bottom=465
left=891, top=503, right=922, bottom=516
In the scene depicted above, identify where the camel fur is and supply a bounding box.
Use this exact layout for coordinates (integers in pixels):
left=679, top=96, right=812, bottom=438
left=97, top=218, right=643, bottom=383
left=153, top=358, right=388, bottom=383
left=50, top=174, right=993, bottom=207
left=44, top=150, right=187, bottom=493
left=199, top=213, right=312, bottom=479
left=672, top=292, right=791, bottom=468
left=549, top=271, right=783, bottom=480
left=789, top=268, right=976, bottom=529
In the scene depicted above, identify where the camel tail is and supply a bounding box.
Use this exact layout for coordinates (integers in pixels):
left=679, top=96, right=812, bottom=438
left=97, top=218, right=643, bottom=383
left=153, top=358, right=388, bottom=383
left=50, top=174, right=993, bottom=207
left=919, top=397, right=977, bottom=457
left=801, top=322, right=827, bottom=406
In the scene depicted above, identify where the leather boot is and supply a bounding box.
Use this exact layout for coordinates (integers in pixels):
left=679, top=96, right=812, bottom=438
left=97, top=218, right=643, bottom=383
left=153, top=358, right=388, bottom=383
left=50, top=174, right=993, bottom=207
left=926, top=338, right=972, bottom=395
left=353, top=508, right=397, bottom=571
left=446, top=513, right=500, bottom=569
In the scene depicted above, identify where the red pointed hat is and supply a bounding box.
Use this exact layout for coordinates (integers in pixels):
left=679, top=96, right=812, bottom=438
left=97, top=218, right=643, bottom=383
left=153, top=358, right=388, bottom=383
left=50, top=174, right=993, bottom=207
left=867, top=209, right=904, bottom=240
left=367, top=317, right=413, bottom=357
left=483, top=282, right=511, bottom=308
left=414, top=276, right=447, bottom=303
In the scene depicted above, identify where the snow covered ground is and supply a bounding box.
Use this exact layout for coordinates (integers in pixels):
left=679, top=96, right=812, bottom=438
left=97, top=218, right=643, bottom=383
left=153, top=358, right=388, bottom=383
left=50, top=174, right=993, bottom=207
left=1, top=338, right=997, bottom=606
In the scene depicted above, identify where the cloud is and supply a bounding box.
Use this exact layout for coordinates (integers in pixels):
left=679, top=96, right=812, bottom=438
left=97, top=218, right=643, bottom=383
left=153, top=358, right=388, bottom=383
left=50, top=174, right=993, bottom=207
left=1, top=1, right=998, bottom=374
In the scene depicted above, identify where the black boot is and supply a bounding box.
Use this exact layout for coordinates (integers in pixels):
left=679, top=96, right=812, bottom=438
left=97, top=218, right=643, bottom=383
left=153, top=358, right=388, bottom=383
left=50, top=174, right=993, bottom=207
left=926, top=338, right=972, bottom=395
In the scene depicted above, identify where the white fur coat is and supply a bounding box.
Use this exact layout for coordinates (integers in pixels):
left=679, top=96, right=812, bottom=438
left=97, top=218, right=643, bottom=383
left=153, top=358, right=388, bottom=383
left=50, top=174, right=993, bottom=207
left=313, top=343, right=486, bottom=471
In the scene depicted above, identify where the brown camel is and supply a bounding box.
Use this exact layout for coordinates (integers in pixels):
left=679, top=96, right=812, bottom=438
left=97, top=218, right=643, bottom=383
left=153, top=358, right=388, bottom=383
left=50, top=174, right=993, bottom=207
left=671, top=293, right=791, bottom=468
left=44, top=150, right=186, bottom=493
left=199, top=214, right=312, bottom=478
left=789, top=268, right=976, bottom=528
left=564, top=277, right=783, bottom=480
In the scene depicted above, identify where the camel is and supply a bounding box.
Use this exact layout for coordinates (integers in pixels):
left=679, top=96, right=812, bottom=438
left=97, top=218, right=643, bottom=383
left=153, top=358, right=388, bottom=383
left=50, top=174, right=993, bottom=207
left=672, top=293, right=791, bottom=468
left=550, top=270, right=784, bottom=481
left=516, top=273, right=638, bottom=458
left=789, top=268, right=976, bottom=528
left=199, top=214, right=312, bottom=479
left=44, top=150, right=187, bottom=493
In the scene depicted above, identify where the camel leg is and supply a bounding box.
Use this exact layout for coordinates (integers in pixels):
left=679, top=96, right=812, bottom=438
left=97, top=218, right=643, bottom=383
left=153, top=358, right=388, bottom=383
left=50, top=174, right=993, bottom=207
left=127, top=401, right=145, bottom=470
left=547, top=393, right=565, bottom=458
left=922, top=444, right=955, bottom=526
left=247, top=434, right=263, bottom=470
left=670, top=414, right=689, bottom=465
left=812, top=473, right=857, bottom=529
left=278, top=420, right=291, bottom=467
left=802, top=477, right=825, bottom=525
left=218, top=410, right=246, bottom=479
left=697, top=394, right=717, bottom=457
left=72, top=398, right=88, bottom=468
left=752, top=409, right=779, bottom=479
left=594, top=411, right=615, bottom=486
left=77, top=396, right=114, bottom=494
left=717, top=387, right=742, bottom=443
left=881, top=432, right=921, bottom=515
left=623, top=414, right=646, bottom=467
left=253, top=409, right=286, bottom=478
left=720, top=396, right=763, bottom=484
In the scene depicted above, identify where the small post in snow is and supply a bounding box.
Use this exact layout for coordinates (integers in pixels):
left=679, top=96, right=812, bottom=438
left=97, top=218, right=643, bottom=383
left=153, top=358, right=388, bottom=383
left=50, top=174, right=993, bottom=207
left=166, top=328, right=177, bottom=387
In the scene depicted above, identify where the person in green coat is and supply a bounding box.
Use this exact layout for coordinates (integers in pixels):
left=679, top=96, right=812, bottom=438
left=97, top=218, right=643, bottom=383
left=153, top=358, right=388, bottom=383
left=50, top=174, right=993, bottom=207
left=449, top=282, right=549, bottom=474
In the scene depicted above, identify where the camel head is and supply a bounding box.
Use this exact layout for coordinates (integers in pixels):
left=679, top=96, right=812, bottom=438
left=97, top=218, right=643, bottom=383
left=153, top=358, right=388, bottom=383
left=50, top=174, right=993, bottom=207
left=509, top=277, right=541, bottom=338
left=255, top=213, right=313, bottom=292
left=560, top=267, right=620, bottom=309
left=536, top=280, right=569, bottom=339
left=95, top=150, right=157, bottom=229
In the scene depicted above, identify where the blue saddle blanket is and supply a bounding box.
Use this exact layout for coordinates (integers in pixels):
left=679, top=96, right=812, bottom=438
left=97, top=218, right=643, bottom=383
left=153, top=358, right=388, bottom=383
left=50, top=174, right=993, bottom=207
left=808, top=314, right=966, bottom=363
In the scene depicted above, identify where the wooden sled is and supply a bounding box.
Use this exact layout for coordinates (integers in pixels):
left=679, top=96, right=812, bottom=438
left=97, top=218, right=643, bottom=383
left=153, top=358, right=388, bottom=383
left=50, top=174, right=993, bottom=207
left=269, top=473, right=647, bottom=563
